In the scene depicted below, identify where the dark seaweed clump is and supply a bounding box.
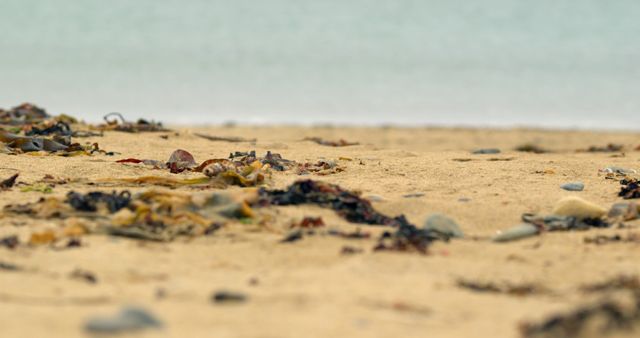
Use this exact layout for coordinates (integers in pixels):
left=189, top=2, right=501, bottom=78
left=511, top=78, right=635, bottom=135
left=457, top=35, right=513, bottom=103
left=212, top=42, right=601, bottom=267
left=259, top=180, right=441, bottom=253
left=66, top=191, right=131, bottom=213
left=619, top=178, right=640, bottom=199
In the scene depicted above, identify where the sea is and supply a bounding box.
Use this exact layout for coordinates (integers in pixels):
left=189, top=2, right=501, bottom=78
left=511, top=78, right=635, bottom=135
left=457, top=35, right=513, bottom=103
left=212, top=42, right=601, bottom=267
left=1, top=0, right=639, bottom=129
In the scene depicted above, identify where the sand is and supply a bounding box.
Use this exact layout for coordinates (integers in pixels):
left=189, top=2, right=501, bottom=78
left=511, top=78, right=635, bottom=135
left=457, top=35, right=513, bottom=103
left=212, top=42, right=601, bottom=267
left=1, top=126, right=640, bottom=338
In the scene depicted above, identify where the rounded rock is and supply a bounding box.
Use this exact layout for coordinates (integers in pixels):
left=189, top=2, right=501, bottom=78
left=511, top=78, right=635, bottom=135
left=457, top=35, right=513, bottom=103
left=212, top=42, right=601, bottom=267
left=423, top=213, right=464, bottom=238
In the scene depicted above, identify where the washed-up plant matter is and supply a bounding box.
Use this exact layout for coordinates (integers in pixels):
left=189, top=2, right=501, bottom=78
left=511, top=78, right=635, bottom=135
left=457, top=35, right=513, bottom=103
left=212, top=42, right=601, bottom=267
left=619, top=178, right=640, bottom=199
left=258, top=179, right=443, bottom=253
left=96, top=113, right=168, bottom=133
left=303, top=137, right=359, bottom=147
left=194, top=133, right=256, bottom=143
left=0, top=173, right=18, bottom=190
left=2, top=189, right=256, bottom=242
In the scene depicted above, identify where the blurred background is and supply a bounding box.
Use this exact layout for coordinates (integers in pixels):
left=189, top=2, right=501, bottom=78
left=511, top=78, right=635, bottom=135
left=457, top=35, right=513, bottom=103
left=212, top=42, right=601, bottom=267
left=1, top=0, right=639, bottom=128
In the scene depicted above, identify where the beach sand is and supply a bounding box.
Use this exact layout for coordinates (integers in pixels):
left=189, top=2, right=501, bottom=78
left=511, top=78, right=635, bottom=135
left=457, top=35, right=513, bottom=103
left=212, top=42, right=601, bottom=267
left=1, top=126, right=639, bottom=338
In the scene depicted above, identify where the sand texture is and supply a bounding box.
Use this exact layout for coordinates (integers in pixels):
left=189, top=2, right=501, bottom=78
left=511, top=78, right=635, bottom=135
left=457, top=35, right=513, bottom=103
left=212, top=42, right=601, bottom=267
left=1, top=126, right=640, bottom=338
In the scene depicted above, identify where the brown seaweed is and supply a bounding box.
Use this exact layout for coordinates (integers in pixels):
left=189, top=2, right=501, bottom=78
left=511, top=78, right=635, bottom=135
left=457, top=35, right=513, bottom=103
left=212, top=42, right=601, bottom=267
left=99, top=113, right=168, bottom=133
left=457, top=279, right=547, bottom=296
left=194, top=133, right=256, bottom=143
left=619, top=178, right=640, bottom=199
left=0, top=173, right=18, bottom=190
left=303, top=137, right=359, bottom=147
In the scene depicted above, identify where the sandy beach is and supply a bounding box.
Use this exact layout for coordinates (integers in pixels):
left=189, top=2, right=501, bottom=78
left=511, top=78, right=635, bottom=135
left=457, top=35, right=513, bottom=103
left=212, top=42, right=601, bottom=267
left=1, top=124, right=640, bottom=338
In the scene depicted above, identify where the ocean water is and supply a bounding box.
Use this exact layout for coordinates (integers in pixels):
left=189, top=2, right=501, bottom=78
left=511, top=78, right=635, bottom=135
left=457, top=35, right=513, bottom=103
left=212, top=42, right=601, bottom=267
left=1, top=0, right=639, bottom=129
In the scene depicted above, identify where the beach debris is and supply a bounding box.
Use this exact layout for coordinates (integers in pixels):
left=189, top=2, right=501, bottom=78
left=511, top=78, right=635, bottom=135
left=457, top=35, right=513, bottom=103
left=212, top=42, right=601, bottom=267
left=0, top=130, right=109, bottom=155
left=607, top=202, right=639, bottom=221
left=523, top=214, right=609, bottom=231
left=70, top=269, right=98, bottom=284
left=0, top=173, right=18, bottom=190
left=259, top=180, right=442, bottom=253
left=374, top=219, right=443, bottom=253
left=515, top=144, right=549, bottom=154
left=259, top=180, right=403, bottom=226
left=194, top=133, right=256, bottom=143
left=340, top=246, right=364, bottom=255
left=280, top=230, right=304, bottom=243
left=0, top=261, right=21, bottom=271
left=3, top=189, right=255, bottom=242
left=493, top=223, right=540, bottom=242
left=619, top=178, right=640, bottom=199
left=99, top=112, right=168, bottom=133
left=84, top=306, right=163, bottom=333
left=0, top=103, right=49, bottom=124
left=519, top=291, right=640, bottom=338
left=296, top=160, right=345, bottom=175
left=167, top=149, right=197, bottom=173
left=552, top=196, right=607, bottom=220
left=472, top=148, right=500, bottom=154
left=580, top=143, right=624, bottom=153
left=423, top=214, right=464, bottom=238
left=600, top=166, right=637, bottom=176
left=211, top=291, right=247, bottom=304
left=560, top=182, right=584, bottom=192
left=0, top=235, right=19, bottom=249
left=403, top=193, right=425, bottom=198
left=303, top=137, right=359, bottom=147
left=457, top=279, right=547, bottom=296
left=19, top=183, right=53, bottom=194
left=294, top=216, right=325, bottom=228
left=328, top=228, right=370, bottom=239
left=584, top=233, right=640, bottom=245
left=580, top=275, right=640, bottom=293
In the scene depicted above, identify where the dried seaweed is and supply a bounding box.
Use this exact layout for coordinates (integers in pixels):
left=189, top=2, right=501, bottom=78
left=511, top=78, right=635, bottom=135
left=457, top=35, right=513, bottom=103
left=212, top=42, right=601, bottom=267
left=304, top=137, right=359, bottom=147
left=0, top=235, right=19, bottom=249
left=259, top=180, right=440, bottom=253
left=194, top=133, right=256, bottom=143
left=515, top=144, right=549, bottom=154
left=296, top=160, right=345, bottom=175
left=579, top=144, right=624, bottom=153
left=619, top=178, right=640, bottom=199
left=584, top=233, right=640, bottom=245
left=520, top=291, right=640, bottom=338
left=0, top=173, right=18, bottom=190
left=98, top=113, right=168, bottom=133
left=457, top=279, right=547, bottom=296
left=2, top=189, right=256, bottom=242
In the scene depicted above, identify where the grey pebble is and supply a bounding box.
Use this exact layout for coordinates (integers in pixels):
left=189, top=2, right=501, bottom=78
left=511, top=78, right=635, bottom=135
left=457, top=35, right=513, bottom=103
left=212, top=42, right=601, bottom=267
left=84, top=306, right=163, bottom=333
left=492, top=223, right=539, bottom=242
left=424, top=214, right=464, bottom=238
left=560, top=182, right=584, bottom=191
left=472, top=148, right=501, bottom=154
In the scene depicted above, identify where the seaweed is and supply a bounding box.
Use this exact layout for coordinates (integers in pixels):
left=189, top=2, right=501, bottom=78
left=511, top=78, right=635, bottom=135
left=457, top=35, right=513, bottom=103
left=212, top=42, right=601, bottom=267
left=194, top=133, right=256, bottom=143
left=515, top=144, right=549, bottom=154
left=304, top=137, right=359, bottom=147
left=66, top=191, right=131, bottom=213
left=520, top=291, right=640, bottom=338
left=584, top=233, right=640, bottom=245
left=580, top=143, right=624, bottom=153
left=258, top=180, right=401, bottom=226
left=457, top=279, right=547, bottom=296
left=619, top=178, right=640, bottom=199
left=211, top=291, right=247, bottom=304
left=0, top=173, right=18, bottom=190
left=0, top=235, right=19, bottom=249
left=99, top=113, right=168, bottom=133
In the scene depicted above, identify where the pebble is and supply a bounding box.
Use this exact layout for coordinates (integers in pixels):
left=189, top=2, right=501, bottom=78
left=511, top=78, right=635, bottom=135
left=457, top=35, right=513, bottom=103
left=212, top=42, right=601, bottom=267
left=560, top=182, right=584, bottom=191
left=601, top=167, right=637, bottom=174
left=472, top=148, right=501, bottom=154
left=84, top=306, right=163, bottom=333
left=365, top=195, right=386, bottom=202
left=607, top=202, right=639, bottom=221
left=552, top=196, right=607, bottom=220
left=423, top=214, right=464, bottom=238
left=492, top=223, right=539, bottom=242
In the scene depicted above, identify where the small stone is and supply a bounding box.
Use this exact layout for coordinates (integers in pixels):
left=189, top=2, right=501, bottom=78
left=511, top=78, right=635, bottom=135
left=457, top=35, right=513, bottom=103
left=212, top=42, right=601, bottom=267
left=552, top=196, right=607, bottom=220
left=607, top=202, right=639, bottom=221
left=472, top=148, right=501, bottom=154
left=365, top=194, right=385, bottom=202
left=560, top=182, right=584, bottom=191
left=423, top=214, right=464, bottom=238
left=84, top=306, right=163, bottom=333
left=493, top=223, right=539, bottom=242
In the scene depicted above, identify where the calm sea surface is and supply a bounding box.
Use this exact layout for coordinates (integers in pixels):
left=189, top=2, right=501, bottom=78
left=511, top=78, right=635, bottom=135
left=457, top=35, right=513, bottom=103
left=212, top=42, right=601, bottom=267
left=1, top=0, right=639, bottom=128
